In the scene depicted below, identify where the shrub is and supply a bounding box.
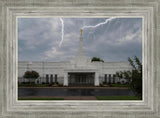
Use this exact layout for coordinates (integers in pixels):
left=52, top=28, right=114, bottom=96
left=23, top=70, right=39, bottom=79
left=100, top=83, right=104, bottom=87
left=58, top=83, right=63, bottom=87
left=52, top=84, right=58, bottom=87
left=23, top=70, right=39, bottom=85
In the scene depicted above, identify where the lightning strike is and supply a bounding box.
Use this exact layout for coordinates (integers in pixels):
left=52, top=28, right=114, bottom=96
left=81, top=17, right=116, bottom=30
left=59, top=18, right=64, bottom=47
left=52, top=18, right=64, bottom=54
left=54, top=17, right=116, bottom=55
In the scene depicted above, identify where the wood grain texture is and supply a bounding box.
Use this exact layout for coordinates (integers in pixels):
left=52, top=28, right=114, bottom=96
left=0, top=0, right=159, bottom=118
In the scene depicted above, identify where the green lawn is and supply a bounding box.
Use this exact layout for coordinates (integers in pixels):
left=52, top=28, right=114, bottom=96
left=96, top=96, right=141, bottom=100
left=18, top=98, right=64, bottom=100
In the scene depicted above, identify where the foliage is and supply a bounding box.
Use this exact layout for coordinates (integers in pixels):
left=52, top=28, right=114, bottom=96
left=128, top=56, right=142, bottom=97
left=23, top=70, right=39, bottom=79
left=116, top=71, right=132, bottom=83
left=116, top=56, right=142, bottom=97
left=23, top=70, right=39, bottom=85
left=58, top=83, right=63, bottom=87
left=91, top=57, right=104, bottom=62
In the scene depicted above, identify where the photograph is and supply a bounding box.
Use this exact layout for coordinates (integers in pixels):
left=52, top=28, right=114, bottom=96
left=18, top=17, right=142, bottom=100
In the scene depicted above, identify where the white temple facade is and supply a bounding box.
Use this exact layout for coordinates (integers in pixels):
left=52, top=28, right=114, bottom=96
left=18, top=30, right=132, bottom=86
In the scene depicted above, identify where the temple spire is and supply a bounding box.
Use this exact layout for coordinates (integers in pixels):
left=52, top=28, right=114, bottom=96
left=80, top=29, right=82, bottom=36
left=78, top=29, right=84, bottom=56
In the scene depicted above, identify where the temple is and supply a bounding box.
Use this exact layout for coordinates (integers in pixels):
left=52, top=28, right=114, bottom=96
left=18, top=29, right=132, bottom=86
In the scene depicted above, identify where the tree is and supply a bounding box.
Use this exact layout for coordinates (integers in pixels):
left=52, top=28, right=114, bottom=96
left=116, top=71, right=124, bottom=83
left=91, top=57, right=104, bottom=62
left=23, top=70, right=39, bottom=84
left=116, top=70, right=132, bottom=84
left=116, top=56, right=142, bottom=97
left=128, top=56, right=142, bottom=97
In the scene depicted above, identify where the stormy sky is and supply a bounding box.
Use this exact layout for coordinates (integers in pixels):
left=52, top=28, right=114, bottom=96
left=18, top=17, right=142, bottom=62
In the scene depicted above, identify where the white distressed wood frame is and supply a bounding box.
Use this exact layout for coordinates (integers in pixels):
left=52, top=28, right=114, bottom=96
left=0, top=0, right=159, bottom=118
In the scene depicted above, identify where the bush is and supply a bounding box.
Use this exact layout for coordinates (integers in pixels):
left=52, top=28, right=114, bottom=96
left=23, top=70, right=39, bottom=85
left=52, top=84, right=58, bottom=87
left=58, top=83, right=63, bottom=87
left=100, top=83, right=104, bottom=87
left=23, top=70, right=39, bottom=78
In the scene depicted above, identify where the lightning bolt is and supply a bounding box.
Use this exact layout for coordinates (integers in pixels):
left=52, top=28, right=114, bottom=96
left=59, top=18, right=64, bottom=47
left=52, top=17, right=116, bottom=55
left=51, top=18, right=63, bottom=54
left=81, top=17, right=116, bottom=30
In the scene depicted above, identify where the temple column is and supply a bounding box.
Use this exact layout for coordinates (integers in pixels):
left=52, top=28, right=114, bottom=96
left=64, top=72, right=68, bottom=86
left=49, top=75, right=51, bottom=84
left=111, top=74, right=113, bottom=83
left=94, top=72, right=99, bottom=86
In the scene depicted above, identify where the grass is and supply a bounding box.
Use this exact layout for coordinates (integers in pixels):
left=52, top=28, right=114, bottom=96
left=96, top=96, right=141, bottom=100
left=18, top=98, right=64, bottom=100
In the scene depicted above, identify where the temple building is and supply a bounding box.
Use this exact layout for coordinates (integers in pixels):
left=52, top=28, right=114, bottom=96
left=18, top=29, right=132, bottom=86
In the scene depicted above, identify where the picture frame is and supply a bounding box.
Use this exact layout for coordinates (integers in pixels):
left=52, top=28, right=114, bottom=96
left=0, top=0, right=159, bottom=118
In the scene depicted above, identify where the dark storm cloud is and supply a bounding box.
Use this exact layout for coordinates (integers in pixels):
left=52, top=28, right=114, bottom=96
left=18, top=17, right=142, bottom=62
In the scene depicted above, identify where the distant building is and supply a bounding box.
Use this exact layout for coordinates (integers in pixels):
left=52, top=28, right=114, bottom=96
left=18, top=30, right=132, bottom=86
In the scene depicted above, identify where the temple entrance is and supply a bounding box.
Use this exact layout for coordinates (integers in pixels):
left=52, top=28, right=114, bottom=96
left=68, top=72, right=95, bottom=86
